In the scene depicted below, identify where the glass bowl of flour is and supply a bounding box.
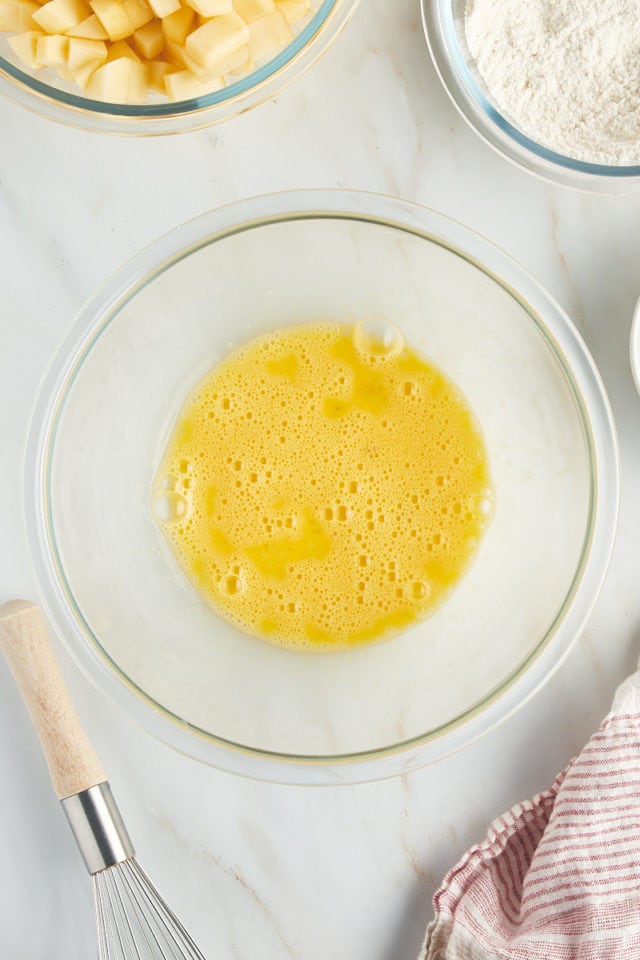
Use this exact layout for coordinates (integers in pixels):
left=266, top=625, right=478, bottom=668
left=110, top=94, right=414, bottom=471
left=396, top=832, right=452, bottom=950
left=422, top=0, right=640, bottom=191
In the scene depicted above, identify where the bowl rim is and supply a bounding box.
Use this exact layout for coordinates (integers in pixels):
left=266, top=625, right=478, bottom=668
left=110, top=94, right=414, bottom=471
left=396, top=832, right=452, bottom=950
left=0, top=0, right=358, bottom=134
left=630, top=297, right=640, bottom=396
left=420, top=0, right=640, bottom=194
left=23, top=189, right=620, bottom=784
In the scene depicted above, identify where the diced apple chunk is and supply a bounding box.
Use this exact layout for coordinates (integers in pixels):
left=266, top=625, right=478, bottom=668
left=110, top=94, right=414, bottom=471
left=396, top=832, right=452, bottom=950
left=70, top=56, right=100, bottom=84
left=0, top=1, right=40, bottom=33
left=184, top=0, right=229, bottom=15
left=232, top=0, right=274, bottom=23
left=85, top=54, right=146, bottom=100
left=162, top=35, right=184, bottom=62
left=164, top=65, right=222, bottom=100
left=67, top=13, right=108, bottom=37
left=161, top=3, right=192, bottom=42
left=35, top=30, right=68, bottom=64
left=146, top=0, right=178, bottom=19
left=67, top=33, right=106, bottom=65
left=275, top=0, right=308, bottom=24
left=132, top=16, right=162, bottom=56
left=185, top=10, right=247, bottom=70
left=247, top=9, right=291, bottom=64
left=165, top=36, right=221, bottom=81
left=214, top=41, right=247, bottom=73
left=6, top=28, right=44, bottom=67
left=107, top=35, right=137, bottom=56
left=146, top=55, right=175, bottom=91
left=122, top=0, right=152, bottom=31
left=32, top=0, right=90, bottom=34
left=226, top=53, right=252, bottom=76
left=89, top=0, right=132, bottom=40
left=177, top=38, right=248, bottom=78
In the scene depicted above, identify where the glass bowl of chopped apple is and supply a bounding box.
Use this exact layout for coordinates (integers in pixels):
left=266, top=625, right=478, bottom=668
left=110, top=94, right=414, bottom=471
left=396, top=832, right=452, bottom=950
left=24, top=191, right=619, bottom=783
left=0, top=0, right=357, bottom=132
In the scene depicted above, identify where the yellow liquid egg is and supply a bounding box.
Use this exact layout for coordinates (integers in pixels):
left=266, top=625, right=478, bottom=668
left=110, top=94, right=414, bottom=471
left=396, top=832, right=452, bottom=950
left=152, top=320, right=493, bottom=650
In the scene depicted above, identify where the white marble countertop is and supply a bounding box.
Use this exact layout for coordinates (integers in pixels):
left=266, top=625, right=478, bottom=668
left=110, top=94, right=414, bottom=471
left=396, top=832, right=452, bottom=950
left=1, top=1, right=640, bottom=957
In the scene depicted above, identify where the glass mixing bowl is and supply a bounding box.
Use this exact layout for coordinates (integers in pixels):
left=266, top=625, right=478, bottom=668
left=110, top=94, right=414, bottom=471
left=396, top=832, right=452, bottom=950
left=421, top=0, right=640, bottom=192
left=24, top=190, right=619, bottom=784
left=0, top=0, right=357, bottom=133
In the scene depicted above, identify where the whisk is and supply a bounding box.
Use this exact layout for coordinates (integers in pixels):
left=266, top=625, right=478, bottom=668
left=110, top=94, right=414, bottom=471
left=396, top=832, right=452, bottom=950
left=0, top=599, right=207, bottom=960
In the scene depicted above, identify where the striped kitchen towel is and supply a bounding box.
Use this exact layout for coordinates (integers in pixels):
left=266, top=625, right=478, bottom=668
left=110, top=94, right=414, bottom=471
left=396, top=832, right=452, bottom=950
left=422, top=669, right=640, bottom=959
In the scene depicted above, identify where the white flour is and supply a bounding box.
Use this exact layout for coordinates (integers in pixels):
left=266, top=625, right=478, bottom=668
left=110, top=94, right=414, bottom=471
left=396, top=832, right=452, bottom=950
left=464, top=0, right=640, bottom=165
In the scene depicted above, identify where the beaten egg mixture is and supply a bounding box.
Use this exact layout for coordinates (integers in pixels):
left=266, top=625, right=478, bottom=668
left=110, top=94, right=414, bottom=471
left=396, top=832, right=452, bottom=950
left=153, top=320, right=493, bottom=650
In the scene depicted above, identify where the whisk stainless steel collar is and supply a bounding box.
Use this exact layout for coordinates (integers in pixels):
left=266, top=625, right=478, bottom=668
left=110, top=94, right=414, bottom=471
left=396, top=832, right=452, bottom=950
left=62, top=782, right=134, bottom=874
left=0, top=599, right=207, bottom=960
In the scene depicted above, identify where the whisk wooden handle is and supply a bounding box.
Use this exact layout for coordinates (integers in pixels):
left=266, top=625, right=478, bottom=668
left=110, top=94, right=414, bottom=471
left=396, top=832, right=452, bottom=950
left=0, top=599, right=106, bottom=800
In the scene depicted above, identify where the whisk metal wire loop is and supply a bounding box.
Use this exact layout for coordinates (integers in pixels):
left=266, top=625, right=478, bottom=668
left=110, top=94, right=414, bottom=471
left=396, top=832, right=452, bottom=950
left=94, top=859, right=206, bottom=960
left=61, top=781, right=204, bottom=960
left=63, top=782, right=206, bottom=959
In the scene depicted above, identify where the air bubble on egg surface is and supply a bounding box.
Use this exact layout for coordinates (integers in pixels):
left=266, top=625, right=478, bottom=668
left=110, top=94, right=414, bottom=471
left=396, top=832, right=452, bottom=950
left=221, top=573, right=243, bottom=596
left=412, top=581, right=429, bottom=600
left=470, top=491, right=494, bottom=517
left=481, top=490, right=494, bottom=514
left=153, top=492, right=187, bottom=523
left=353, top=316, right=404, bottom=361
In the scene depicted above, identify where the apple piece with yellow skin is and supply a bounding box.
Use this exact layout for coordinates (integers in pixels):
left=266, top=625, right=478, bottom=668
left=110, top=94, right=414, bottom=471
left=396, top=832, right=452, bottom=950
left=6, top=28, right=44, bottom=66
left=67, top=33, right=106, bottom=65
left=232, top=0, right=274, bottom=23
left=67, top=14, right=108, bottom=38
left=122, top=0, right=152, bottom=31
left=185, top=10, right=248, bottom=70
left=164, top=65, right=223, bottom=100
left=35, top=31, right=68, bottom=64
left=106, top=35, right=138, bottom=56
left=247, top=9, right=291, bottom=64
left=32, top=0, right=90, bottom=33
left=146, top=56, right=175, bottom=91
left=161, top=4, right=193, bottom=43
left=183, top=0, right=230, bottom=15
left=85, top=53, right=146, bottom=100
left=132, top=17, right=162, bottom=57
left=71, top=57, right=100, bottom=84
left=0, top=1, right=40, bottom=33
left=145, top=0, right=178, bottom=19
left=89, top=0, right=132, bottom=41
left=275, top=0, right=308, bottom=25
